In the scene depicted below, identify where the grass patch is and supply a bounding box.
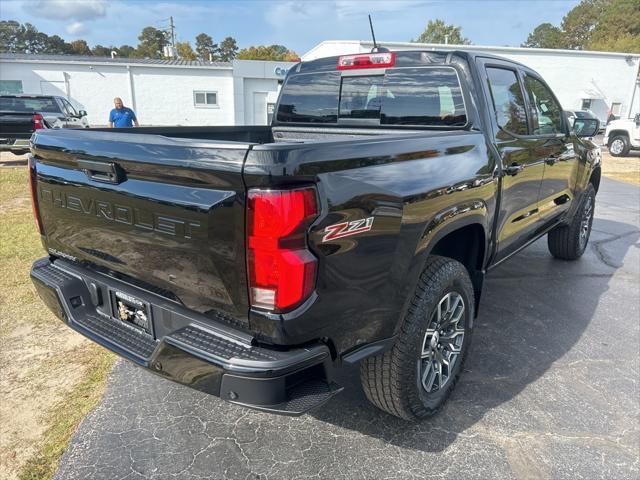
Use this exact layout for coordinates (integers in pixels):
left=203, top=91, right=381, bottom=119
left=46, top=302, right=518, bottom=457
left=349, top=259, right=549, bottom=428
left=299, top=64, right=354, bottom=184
left=0, top=167, right=116, bottom=479
left=0, top=166, right=30, bottom=204
left=602, top=172, right=640, bottom=186
left=18, top=349, right=115, bottom=480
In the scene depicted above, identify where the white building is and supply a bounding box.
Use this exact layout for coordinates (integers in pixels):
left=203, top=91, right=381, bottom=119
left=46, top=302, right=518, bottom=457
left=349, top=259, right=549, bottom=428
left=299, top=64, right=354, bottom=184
left=303, top=40, right=640, bottom=123
left=3, top=43, right=638, bottom=127
left=0, top=53, right=296, bottom=126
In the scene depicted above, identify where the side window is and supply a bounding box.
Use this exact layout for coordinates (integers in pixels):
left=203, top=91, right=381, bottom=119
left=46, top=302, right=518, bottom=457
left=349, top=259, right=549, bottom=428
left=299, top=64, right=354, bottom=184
left=485, top=67, right=528, bottom=136
left=62, top=99, right=78, bottom=116
left=55, top=98, right=68, bottom=115
left=523, top=75, right=563, bottom=135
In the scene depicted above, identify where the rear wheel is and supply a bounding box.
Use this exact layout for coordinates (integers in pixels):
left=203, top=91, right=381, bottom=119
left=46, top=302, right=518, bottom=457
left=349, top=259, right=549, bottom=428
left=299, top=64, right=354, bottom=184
left=360, top=256, right=474, bottom=421
left=547, top=184, right=595, bottom=260
left=608, top=136, right=630, bottom=157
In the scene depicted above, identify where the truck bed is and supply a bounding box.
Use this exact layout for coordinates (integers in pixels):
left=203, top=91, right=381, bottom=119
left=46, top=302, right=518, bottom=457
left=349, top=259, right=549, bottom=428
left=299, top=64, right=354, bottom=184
left=31, top=125, right=487, bottom=339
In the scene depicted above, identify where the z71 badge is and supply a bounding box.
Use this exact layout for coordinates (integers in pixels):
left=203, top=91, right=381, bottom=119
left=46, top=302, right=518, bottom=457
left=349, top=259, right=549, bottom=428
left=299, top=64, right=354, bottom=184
left=322, top=217, right=374, bottom=242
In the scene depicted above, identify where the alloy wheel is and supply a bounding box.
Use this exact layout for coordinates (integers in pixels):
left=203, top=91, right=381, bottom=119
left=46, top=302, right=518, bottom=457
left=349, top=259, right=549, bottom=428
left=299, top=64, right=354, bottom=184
left=420, top=292, right=465, bottom=393
left=609, top=139, right=624, bottom=155
left=579, top=194, right=594, bottom=250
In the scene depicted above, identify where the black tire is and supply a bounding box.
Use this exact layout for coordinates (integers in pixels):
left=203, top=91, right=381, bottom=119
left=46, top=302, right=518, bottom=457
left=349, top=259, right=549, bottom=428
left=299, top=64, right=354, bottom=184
left=547, top=183, right=595, bottom=260
left=360, top=255, right=474, bottom=421
left=608, top=135, right=630, bottom=157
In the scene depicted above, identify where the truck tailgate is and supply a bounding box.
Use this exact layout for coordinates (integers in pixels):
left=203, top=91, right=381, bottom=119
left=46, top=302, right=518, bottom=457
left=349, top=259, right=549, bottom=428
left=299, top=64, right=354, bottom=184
left=31, top=129, right=252, bottom=326
left=0, top=112, right=35, bottom=138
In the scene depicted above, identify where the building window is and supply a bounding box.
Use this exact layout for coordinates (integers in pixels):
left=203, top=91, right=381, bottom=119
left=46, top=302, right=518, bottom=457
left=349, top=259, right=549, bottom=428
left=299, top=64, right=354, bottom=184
left=267, top=103, right=276, bottom=124
left=611, top=102, right=622, bottom=116
left=194, top=91, right=218, bottom=108
left=0, top=80, right=23, bottom=94
left=581, top=99, right=592, bottom=110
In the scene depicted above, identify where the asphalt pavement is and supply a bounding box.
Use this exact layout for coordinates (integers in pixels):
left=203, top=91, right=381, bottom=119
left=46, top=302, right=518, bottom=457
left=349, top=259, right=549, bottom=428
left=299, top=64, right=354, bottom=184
left=54, top=178, right=640, bottom=480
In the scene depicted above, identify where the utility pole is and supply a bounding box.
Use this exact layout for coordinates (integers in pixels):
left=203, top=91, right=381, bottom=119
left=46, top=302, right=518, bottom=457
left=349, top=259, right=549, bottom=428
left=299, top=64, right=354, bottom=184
left=169, top=16, right=175, bottom=47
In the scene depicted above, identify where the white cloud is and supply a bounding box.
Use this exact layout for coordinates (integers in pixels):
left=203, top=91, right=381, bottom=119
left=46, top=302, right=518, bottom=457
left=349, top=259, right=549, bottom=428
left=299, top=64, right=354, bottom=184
left=65, top=21, right=87, bottom=35
left=265, top=1, right=328, bottom=27
left=264, top=1, right=432, bottom=32
left=29, top=0, right=108, bottom=21
left=335, top=0, right=430, bottom=18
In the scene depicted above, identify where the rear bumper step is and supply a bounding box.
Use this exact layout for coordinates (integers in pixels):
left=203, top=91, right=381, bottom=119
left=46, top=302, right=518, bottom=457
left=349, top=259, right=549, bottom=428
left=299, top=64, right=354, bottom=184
left=31, top=257, right=342, bottom=415
left=0, top=138, right=30, bottom=153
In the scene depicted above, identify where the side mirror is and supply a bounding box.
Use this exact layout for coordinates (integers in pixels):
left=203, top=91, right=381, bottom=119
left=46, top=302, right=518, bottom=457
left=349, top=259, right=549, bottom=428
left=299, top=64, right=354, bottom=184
left=78, top=110, right=87, bottom=117
left=573, top=118, right=599, bottom=138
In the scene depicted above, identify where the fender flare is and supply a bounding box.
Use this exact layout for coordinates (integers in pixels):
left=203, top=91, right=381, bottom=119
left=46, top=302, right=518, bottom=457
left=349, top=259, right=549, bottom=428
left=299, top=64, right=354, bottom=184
left=391, top=202, right=490, bottom=337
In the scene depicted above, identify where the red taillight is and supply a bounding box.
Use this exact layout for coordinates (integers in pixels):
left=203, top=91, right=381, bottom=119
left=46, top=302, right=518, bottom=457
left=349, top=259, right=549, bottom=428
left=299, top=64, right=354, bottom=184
left=247, top=187, right=318, bottom=312
left=337, top=52, right=395, bottom=70
left=28, top=156, right=44, bottom=235
left=32, top=113, right=44, bottom=130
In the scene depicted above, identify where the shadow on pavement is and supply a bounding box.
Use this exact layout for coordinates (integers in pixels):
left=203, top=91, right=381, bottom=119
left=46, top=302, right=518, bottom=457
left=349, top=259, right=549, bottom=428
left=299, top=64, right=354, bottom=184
left=310, top=217, right=639, bottom=453
left=53, top=180, right=640, bottom=480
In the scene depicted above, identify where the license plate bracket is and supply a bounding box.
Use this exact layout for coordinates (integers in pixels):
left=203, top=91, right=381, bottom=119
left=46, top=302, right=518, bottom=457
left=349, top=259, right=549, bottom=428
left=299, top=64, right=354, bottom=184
left=110, top=290, right=153, bottom=336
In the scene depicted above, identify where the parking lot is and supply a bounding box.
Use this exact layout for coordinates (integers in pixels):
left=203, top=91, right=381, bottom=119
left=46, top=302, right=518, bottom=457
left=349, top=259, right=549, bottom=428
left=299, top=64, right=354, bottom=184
left=49, top=177, right=639, bottom=480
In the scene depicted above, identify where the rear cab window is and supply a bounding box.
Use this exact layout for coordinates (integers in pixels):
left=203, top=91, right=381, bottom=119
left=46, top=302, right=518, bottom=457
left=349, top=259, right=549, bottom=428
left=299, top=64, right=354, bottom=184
left=0, top=97, right=61, bottom=114
left=276, top=62, right=468, bottom=128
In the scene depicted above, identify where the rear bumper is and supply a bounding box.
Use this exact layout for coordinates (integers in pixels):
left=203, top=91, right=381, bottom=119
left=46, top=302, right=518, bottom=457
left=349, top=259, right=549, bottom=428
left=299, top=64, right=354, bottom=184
left=30, top=257, right=342, bottom=415
left=0, top=138, right=30, bottom=153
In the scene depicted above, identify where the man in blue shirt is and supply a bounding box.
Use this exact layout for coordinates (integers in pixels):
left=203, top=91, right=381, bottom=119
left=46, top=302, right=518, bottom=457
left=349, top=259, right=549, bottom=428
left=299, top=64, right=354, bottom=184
left=108, top=97, right=139, bottom=128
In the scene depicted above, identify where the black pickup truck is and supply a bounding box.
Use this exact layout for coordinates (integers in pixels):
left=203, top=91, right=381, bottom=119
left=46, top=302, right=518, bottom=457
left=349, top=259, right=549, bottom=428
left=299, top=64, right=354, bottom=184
left=1, top=95, right=89, bottom=155
left=29, top=50, right=600, bottom=420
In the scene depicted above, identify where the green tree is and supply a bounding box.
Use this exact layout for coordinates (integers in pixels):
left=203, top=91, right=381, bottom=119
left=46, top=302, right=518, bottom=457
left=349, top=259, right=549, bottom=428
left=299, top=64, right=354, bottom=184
left=236, top=44, right=298, bottom=61
left=136, top=26, right=167, bottom=58
left=117, top=44, right=136, bottom=57
left=412, top=19, right=471, bottom=45
left=282, top=50, right=301, bottom=62
left=195, top=33, right=218, bottom=61
left=42, top=34, right=73, bottom=54
left=523, top=0, right=639, bottom=52
left=0, top=20, right=24, bottom=52
left=218, top=36, right=238, bottom=62
left=560, top=0, right=607, bottom=49
left=588, top=0, right=640, bottom=53
left=70, top=39, right=91, bottom=55
left=175, top=41, right=197, bottom=60
left=20, top=23, right=48, bottom=53
left=91, top=44, right=111, bottom=56
left=522, top=23, right=567, bottom=48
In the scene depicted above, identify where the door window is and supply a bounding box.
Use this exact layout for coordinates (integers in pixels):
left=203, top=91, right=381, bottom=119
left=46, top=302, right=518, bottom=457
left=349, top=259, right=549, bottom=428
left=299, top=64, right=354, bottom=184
left=524, top=75, right=563, bottom=135
left=485, top=67, right=528, bottom=136
left=61, top=99, right=78, bottom=116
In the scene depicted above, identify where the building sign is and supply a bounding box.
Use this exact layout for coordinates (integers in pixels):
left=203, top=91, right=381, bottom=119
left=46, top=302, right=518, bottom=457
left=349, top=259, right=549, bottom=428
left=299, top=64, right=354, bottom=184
left=274, top=66, right=290, bottom=77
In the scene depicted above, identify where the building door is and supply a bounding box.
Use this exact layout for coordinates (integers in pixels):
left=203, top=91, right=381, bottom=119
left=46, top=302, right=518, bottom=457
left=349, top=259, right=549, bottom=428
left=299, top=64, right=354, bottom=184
left=253, top=92, right=268, bottom=125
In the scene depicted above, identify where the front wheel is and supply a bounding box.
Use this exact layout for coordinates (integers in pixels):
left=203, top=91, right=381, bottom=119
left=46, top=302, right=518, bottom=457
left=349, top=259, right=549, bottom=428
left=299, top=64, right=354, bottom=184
left=608, top=136, right=630, bottom=157
left=547, top=184, right=595, bottom=260
left=360, top=256, right=474, bottom=421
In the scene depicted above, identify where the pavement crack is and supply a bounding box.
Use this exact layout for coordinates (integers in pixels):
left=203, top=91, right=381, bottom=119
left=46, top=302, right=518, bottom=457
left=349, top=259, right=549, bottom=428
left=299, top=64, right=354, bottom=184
left=591, top=230, right=640, bottom=269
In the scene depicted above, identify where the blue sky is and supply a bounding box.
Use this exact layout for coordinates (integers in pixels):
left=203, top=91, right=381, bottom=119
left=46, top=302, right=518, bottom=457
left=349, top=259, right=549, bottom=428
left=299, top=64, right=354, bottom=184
left=1, top=0, right=581, bottom=56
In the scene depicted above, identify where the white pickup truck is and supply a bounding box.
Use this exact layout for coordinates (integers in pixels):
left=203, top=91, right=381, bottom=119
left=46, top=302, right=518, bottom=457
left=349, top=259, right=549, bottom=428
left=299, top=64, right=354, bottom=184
left=604, top=114, right=640, bottom=157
